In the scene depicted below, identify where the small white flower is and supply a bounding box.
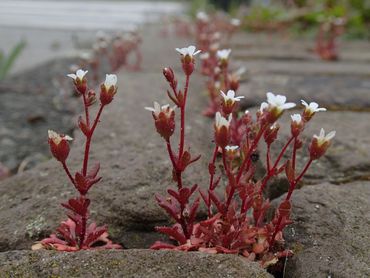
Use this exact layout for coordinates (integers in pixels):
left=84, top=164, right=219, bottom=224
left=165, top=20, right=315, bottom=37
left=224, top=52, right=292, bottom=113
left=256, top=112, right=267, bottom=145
left=196, top=11, right=209, bottom=22
left=215, top=112, right=232, bottom=129
left=225, top=145, right=239, bottom=151
left=313, top=128, right=336, bottom=146
left=231, top=18, right=241, bottom=26
left=291, top=114, right=302, bottom=124
left=217, top=49, right=232, bottom=60
left=145, top=102, right=172, bottom=117
left=220, top=90, right=244, bottom=103
left=301, top=100, right=326, bottom=113
left=175, top=45, right=201, bottom=57
left=104, top=74, right=117, bottom=90
left=200, top=52, right=210, bottom=60
left=245, top=110, right=249, bottom=114
left=67, top=69, right=88, bottom=81
left=233, top=67, right=247, bottom=78
left=267, top=92, right=296, bottom=111
left=48, top=130, right=72, bottom=145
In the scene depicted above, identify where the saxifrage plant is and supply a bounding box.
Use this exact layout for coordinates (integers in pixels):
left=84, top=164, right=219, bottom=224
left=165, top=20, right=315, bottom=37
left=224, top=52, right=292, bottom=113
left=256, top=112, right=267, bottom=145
left=35, top=69, right=122, bottom=251
left=146, top=45, right=335, bottom=267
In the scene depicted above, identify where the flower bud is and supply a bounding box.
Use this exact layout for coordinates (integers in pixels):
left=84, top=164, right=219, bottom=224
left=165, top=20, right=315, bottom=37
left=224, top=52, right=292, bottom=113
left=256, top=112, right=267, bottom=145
left=309, top=128, right=335, bottom=160
left=264, top=123, right=279, bottom=145
left=214, top=112, right=232, bottom=148
left=67, top=69, right=88, bottom=94
left=163, top=67, right=175, bottom=83
left=48, top=130, right=73, bottom=163
left=145, top=102, right=176, bottom=141
left=290, top=114, right=304, bottom=137
left=100, top=74, right=117, bottom=105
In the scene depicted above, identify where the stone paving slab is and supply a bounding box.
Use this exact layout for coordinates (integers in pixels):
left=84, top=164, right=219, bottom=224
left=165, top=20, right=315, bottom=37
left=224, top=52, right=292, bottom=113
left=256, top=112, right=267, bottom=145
left=272, top=181, right=370, bottom=278
left=0, top=249, right=272, bottom=277
left=238, top=73, right=370, bottom=111
left=255, top=109, right=370, bottom=195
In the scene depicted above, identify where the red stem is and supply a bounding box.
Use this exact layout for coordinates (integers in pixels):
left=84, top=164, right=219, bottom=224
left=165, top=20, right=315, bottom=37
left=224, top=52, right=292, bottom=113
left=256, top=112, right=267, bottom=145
left=179, top=74, right=190, bottom=157
left=222, top=148, right=235, bottom=212
left=62, top=161, right=75, bottom=185
left=82, top=92, right=90, bottom=127
left=207, top=146, right=218, bottom=217
left=259, top=135, right=295, bottom=193
left=236, top=124, right=267, bottom=183
left=82, top=104, right=105, bottom=176
left=270, top=158, right=313, bottom=246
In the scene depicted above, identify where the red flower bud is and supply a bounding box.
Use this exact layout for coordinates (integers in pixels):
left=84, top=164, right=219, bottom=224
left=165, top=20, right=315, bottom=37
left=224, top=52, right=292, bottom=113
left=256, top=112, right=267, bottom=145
left=48, top=130, right=72, bottom=163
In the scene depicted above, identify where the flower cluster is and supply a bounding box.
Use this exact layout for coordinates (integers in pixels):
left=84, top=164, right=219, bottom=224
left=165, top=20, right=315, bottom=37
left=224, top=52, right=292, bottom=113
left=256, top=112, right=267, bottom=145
left=79, top=31, right=142, bottom=84
left=148, top=46, right=335, bottom=268
left=35, top=70, right=121, bottom=251
left=192, top=12, right=245, bottom=117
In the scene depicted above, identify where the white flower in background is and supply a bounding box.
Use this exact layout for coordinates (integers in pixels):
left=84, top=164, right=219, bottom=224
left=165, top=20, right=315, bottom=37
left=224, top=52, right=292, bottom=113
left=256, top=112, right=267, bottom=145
left=67, top=69, right=88, bottom=81
left=301, top=100, right=326, bottom=113
left=225, top=145, right=239, bottom=151
left=215, top=112, right=232, bottom=130
left=267, top=92, right=296, bottom=111
left=103, top=74, right=117, bottom=90
left=217, top=49, right=232, bottom=60
left=200, top=52, right=210, bottom=60
left=231, top=18, right=241, bottom=26
left=196, top=11, right=209, bottom=22
left=48, top=130, right=72, bottom=145
left=221, top=90, right=244, bottom=103
left=313, top=128, right=336, bottom=147
left=291, top=114, right=302, bottom=124
left=145, top=102, right=173, bottom=117
left=175, top=45, right=201, bottom=57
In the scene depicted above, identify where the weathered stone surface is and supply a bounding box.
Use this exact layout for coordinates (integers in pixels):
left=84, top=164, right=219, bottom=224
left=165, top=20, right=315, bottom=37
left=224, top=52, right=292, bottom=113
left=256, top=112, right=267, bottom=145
left=272, top=182, right=370, bottom=278
left=0, top=249, right=272, bottom=277
left=238, top=73, right=370, bottom=111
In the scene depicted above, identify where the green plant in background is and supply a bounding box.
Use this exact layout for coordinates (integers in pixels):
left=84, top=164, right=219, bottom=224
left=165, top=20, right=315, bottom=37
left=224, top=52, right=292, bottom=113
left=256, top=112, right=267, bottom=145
left=0, top=41, right=26, bottom=81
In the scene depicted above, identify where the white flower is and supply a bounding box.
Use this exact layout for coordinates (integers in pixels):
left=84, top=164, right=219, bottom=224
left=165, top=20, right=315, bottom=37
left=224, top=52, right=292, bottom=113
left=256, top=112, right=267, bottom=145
left=67, top=69, right=88, bottom=81
left=225, top=145, right=239, bottom=151
left=48, top=130, right=72, bottom=145
left=145, top=102, right=172, bottom=117
left=196, top=11, right=209, bottom=22
left=267, top=92, right=296, bottom=111
left=175, top=45, right=201, bottom=57
left=200, top=52, right=210, bottom=60
left=221, top=90, right=244, bottom=103
left=231, top=18, right=241, bottom=26
left=217, top=49, right=232, bottom=60
left=313, top=128, right=336, bottom=146
left=301, top=100, right=326, bottom=114
left=104, top=74, right=117, bottom=90
left=215, top=112, right=232, bottom=129
left=291, top=114, right=302, bottom=124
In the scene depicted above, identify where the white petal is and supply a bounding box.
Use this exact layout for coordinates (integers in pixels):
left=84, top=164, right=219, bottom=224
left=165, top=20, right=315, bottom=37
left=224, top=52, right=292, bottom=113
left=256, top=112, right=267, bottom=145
left=281, top=102, right=296, bottom=110
left=104, top=74, right=117, bottom=88
left=301, top=100, right=309, bottom=107
left=67, top=73, right=77, bottom=80
left=326, top=130, right=336, bottom=141
left=227, top=90, right=235, bottom=98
